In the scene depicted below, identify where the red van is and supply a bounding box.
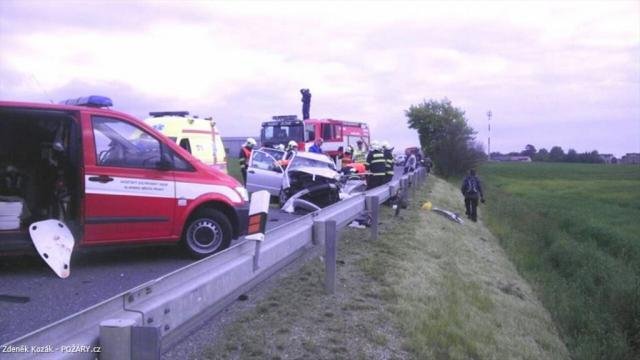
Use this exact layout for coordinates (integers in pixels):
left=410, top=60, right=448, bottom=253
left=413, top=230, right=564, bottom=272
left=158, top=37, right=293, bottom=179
left=0, top=96, right=249, bottom=259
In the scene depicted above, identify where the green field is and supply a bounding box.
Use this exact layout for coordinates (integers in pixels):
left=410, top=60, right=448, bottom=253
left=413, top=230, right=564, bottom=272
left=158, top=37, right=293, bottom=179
left=480, top=162, right=640, bottom=359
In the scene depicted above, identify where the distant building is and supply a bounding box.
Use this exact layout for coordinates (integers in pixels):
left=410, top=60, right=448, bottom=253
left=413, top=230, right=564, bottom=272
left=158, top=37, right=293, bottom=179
left=620, top=153, right=640, bottom=165
left=599, top=154, right=616, bottom=164
left=492, top=155, right=532, bottom=162
left=222, top=136, right=261, bottom=158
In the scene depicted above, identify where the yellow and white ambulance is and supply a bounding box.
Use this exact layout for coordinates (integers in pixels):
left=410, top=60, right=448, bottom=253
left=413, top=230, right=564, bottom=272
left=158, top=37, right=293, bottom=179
left=145, top=111, right=227, bottom=173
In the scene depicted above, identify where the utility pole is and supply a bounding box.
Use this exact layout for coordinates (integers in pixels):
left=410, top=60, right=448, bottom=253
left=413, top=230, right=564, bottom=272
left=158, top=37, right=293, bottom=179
left=487, top=110, right=492, bottom=160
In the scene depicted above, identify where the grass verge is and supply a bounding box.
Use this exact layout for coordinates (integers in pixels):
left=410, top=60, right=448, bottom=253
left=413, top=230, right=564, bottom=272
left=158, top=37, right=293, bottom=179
left=198, top=175, right=568, bottom=359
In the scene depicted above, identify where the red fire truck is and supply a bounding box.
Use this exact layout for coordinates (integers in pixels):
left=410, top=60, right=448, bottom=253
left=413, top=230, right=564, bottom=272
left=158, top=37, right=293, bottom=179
left=260, top=115, right=370, bottom=157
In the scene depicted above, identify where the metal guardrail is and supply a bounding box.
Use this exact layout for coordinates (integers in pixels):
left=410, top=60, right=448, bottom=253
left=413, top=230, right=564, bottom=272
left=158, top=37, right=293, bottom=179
left=2, top=168, right=427, bottom=359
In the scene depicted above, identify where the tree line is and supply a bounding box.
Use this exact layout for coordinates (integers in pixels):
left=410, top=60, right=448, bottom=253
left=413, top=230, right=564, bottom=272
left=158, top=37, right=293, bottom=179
left=493, top=144, right=607, bottom=163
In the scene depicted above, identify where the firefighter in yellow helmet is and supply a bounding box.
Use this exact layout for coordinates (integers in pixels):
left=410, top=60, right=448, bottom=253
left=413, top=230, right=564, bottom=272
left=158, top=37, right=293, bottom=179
left=365, top=140, right=386, bottom=189
left=382, top=140, right=394, bottom=183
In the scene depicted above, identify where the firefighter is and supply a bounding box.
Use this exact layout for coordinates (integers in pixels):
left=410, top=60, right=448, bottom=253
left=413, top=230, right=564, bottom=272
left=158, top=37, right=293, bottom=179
left=353, top=139, right=368, bottom=164
left=239, top=137, right=256, bottom=184
left=342, top=145, right=354, bottom=166
left=285, top=140, right=298, bottom=161
left=300, top=88, right=311, bottom=120
left=365, top=141, right=386, bottom=189
left=382, top=141, right=394, bottom=183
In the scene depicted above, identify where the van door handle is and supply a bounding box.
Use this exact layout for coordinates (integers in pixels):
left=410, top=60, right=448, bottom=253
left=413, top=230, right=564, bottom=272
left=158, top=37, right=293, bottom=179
left=248, top=170, right=255, bottom=174
left=88, top=175, right=114, bottom=183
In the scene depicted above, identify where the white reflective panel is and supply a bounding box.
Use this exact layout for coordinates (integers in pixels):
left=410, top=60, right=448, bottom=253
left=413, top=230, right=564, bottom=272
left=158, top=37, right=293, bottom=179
left=245, top=190, right=271, bottom=242
left=29, top=220, right=75, bottom=278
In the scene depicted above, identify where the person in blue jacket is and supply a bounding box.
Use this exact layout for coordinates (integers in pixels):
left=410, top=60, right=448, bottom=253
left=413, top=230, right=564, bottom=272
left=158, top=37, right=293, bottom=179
left=308, top=138, right=323, bottom=154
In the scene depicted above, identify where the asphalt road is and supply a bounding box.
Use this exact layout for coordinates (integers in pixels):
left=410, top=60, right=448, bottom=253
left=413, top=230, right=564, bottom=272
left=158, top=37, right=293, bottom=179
left=0, top=207, right=300, bottom=345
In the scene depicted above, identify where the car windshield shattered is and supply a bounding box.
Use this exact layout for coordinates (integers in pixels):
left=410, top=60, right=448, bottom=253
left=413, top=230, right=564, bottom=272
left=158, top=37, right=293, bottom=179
left=288, top=155, right=336, bottom=172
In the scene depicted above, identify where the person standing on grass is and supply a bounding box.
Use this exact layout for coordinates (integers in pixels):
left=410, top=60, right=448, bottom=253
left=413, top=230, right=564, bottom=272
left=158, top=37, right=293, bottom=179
left=461, top=169, right=485, bottom=222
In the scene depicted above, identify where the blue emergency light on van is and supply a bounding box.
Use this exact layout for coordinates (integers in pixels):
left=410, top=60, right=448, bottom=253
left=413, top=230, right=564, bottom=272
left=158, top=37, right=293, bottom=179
left=60, top=95, right=113, bottom=108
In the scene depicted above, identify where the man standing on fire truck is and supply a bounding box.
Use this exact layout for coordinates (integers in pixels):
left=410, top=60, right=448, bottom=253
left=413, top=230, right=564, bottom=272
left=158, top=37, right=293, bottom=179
left=239, top=137, right=256, bottom=184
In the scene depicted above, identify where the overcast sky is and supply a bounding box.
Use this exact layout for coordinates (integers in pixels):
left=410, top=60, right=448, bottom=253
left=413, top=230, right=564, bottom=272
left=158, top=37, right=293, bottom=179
left=1, top=0, right=638, bottom=156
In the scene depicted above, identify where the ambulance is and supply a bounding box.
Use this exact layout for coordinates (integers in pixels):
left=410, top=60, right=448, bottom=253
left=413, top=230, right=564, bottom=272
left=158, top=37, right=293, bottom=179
left=144, top=111, right=227, bottom=173
left=0, top=96, right=249, bottom=267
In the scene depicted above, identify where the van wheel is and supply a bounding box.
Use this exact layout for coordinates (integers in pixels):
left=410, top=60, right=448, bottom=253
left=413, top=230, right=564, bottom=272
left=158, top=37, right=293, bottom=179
left=183, top=209, right=232, bottom=259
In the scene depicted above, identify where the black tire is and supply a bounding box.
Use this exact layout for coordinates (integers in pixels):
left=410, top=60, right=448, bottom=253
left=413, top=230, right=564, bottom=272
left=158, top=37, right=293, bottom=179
left=182, top=208, right=232, bottom=259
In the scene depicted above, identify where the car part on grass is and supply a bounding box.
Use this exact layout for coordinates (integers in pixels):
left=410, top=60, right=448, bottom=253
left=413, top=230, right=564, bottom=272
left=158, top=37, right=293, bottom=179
left=432, top=207, right=463, bottom=224
left=29, top=219, right=75, bottom=278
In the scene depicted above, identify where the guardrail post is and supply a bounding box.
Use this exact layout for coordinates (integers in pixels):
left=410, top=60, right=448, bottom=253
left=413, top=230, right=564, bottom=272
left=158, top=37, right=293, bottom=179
left=313, top=219, right=324, bottom=246
left=389, top=182, right=398, bottom=200
left=366, top=195, right=379, bottom=240
left=253, top=242, right=262, bottom=271
left=100, top=318, right=136, bottom=360
left=401, top=178, right=409, bottom=206
left=324, top=220, right=337, bottom=294
left=411, top=173, right=417, bottom=196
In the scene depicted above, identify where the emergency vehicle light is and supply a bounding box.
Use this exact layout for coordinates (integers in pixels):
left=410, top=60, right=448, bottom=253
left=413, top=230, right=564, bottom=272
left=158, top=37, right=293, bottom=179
left=60, top=95, right=113, bottom=108
left=149, top=111, right=190, bottom=117
left=272, top=115, right=298, bottom=121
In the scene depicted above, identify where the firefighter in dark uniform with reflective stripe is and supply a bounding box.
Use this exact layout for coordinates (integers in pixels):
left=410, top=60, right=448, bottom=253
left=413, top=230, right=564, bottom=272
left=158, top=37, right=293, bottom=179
left=365, top=141, right=387, bottom=190
left=382, top=140, right=394, bottom=183
left=239, top=137, right=256, bottom=185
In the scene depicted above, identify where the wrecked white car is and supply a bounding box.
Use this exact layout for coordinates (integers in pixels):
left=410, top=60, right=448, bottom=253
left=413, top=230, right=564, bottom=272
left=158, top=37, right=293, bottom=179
left=246, top=149, right=366, bottom=213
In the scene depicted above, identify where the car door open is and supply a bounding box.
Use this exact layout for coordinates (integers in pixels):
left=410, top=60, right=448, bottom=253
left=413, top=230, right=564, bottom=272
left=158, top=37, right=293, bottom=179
left=246, top=149, right=284, bottom=196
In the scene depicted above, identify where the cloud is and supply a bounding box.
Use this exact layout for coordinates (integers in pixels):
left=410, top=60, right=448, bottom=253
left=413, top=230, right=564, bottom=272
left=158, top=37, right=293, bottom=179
left=0, top=0, right=638, bottom=156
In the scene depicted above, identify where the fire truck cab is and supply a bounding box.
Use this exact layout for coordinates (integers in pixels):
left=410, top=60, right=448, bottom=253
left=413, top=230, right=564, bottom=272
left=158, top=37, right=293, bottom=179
left=0, top=96, right=249, bottom=260
left=261, top=115, right=370, bottom=157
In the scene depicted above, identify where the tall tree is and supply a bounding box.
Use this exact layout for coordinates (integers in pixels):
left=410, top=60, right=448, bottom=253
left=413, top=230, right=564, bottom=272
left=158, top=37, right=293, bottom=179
left=535, top=148, right=549, bottom=161
left=521, top=144, right=537, bottom=158
left=565, top=149, right=578, bottom=162
left=549, top=146, right=565, bottom=162
left=406, top=98, right=484, bottom=177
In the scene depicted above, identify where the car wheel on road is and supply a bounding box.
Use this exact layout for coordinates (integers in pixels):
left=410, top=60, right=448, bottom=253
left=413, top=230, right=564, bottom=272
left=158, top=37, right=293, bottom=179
left=183, top=208, right=232, bottom=259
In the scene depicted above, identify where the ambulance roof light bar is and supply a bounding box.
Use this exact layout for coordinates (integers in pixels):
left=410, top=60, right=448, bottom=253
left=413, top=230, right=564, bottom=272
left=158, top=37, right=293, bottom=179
left=60, top=95, right=113, bottom=108
left=149, top=111, right=190, bottom=117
